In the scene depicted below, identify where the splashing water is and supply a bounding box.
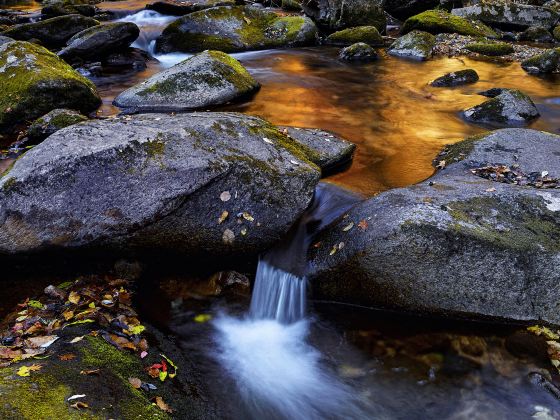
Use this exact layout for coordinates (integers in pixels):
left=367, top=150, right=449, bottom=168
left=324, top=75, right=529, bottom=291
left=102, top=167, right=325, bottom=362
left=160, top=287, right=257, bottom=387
left=214, top=184, right=368, bottom=419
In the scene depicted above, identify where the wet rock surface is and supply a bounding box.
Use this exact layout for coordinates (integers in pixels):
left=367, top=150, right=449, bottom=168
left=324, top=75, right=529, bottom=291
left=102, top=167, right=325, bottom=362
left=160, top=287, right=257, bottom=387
left=452, top=4, right=560, bottom=30
left=27, top=108, right=88, bottom=140
left=430, top=68, right=479, bottom=87
left=0, top=112, right=320, bottom=258
left=388, top=30, right=436, bottom=60
left=302, top=0, right=386, bottom=33
left=308, top=128, right=560, bottom=325
left=339, top=42, right=379, bottom=61
left=114, top=50, right=260, bottom=112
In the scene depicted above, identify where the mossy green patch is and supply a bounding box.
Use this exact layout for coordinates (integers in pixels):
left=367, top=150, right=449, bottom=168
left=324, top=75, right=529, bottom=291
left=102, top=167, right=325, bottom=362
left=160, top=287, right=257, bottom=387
left=325, top=26, right=383, bottom=46
left=466, top=41, right=514, bottom=56
left=434, top=131, right=489, bottom=166
left=402, top=9, right=497, bottom=38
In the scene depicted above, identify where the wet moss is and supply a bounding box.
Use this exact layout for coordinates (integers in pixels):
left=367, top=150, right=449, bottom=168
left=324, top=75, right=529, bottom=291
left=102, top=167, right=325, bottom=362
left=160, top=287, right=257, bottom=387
left=401, top=9, right=497, bottom=38
left=434, top=131, right=489, bottom=166
left=325, top=26, right=383, bottom=46
left=1, top=176, right=16, bottom=192
left=466, top=41, right=514, bottom=56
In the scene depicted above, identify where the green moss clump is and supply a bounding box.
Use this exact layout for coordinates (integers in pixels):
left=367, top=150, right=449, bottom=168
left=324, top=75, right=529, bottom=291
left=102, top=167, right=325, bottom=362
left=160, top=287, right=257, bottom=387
left=521, top=48, right=560, bottom=74
left=434, top=131, right=489, bottom=166
left=465, top=41, right=514, bottom=57
left=554, top=25, right=560, bottom=41
left=1, top=176, right=16, bottom=192
left=401, top=9, right=498, bottom=38
left=325, top=26, right=383, bottom=46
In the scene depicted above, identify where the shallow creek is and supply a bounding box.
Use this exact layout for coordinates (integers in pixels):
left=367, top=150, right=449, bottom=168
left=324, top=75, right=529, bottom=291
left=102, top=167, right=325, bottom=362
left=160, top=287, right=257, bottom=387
left=3, top=2, right=560, bottom=418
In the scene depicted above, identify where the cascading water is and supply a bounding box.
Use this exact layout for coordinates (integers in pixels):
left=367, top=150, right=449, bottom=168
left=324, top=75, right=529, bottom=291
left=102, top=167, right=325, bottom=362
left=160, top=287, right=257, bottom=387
left=214, top=183, right=370, bottom=420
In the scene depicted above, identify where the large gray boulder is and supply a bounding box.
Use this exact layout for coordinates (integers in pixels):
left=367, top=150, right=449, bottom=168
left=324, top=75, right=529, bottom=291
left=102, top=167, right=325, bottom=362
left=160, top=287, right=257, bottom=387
left=0, top=113, right=320, bottom=257
left=1, top=14, right=99, bottom=48
left=113, top=50, right=260, bottom=112
left=452, top=4, right=560, bottom=30
left=307, top=128, right=560, bottom=325
left=154, top=6, right=318, bottom=54
left=463, top=89, right=540, bottom=127
left=302, top=0, right=386, bottom=33
left=58, top=22, right=139, bottom=61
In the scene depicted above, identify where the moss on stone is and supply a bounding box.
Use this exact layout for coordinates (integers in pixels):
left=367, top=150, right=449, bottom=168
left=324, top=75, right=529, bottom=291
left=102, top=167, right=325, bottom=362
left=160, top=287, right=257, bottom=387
left=465, top=41, right=514, bottom=56
left=1, top=176, right=16, bottom=192
left=325, top=26, right=383, bottom=46
left=401, top=9, right=498, bottom=38
left=521, top=48, right=560, bottom=74
left=434, top=131, right=489, bottom=166
left=554, top=25, right=560, bottom=41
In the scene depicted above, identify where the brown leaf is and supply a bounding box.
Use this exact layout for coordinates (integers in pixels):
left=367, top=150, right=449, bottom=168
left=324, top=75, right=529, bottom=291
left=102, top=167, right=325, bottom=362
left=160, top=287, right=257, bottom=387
left=0, top=347, right=22, bottom=360
left=68, top=291, right=81, bottom=305
left=80, top=369, right=100, bottom=375
left=357, top=219, right=368, bottom=231
left=25, top=335, right=58, bottom=349
left=59, top=353, right=76, bottom=361
left=147, top=366, right=160, bottom=378
left=62, top=310, right=74, bottom=321
left=129, top=377, right=142, bottom=389
left=70, top=402, right=89, bottom=410
left=155, top=396, right=173, bottom=413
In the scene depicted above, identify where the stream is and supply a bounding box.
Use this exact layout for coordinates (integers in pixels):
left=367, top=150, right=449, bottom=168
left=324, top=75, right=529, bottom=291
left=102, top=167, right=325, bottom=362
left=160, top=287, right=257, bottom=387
left=3, top=1, right=560, bottom=418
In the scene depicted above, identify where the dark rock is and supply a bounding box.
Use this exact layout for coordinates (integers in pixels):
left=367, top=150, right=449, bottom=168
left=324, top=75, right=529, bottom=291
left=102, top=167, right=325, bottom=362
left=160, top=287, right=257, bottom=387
left=522, top=48, right=560, bottom=73
left=42, top=0, right=97, bottom=18
left=113, top=50, right=260, bottom=112
left=0, top=41, right=101, bottom=133
left=58, top=22, right=139, bottom=61
left=519, top=25, right=554, bottom=42
left=27, top=108, right=88, bottom=140
left=301, top=0, right=386, bottom=33
left=401, top=9, right=498, bottom=37
left=155, top=5, right=318, bottom=54
left=382, top=0, right=441, bottom=21
left=146, top=0, right=236, bottom=16
left=463, top=89, right=540, bottom=127
left=279, top=126, right=356, bottom=173
left=388, top=30, right=435, bottom=60
left=307, top=128, right=560, bottom=325
left=505, top=331, right=549, bottom=363
left=1, top=14, right=99, bottom=48
left=452, top=4, right=560, bottom=30
left=431, top=69, right=479, bottom=87
left=0, top=112, right=320, bottom=258
left=554, top=24, right=560, bottom=39
left=103, top=47, right=151, bottom=70
left=325, top=26, right=384, bottom=46
left=339, top=42, right=379, bottom=61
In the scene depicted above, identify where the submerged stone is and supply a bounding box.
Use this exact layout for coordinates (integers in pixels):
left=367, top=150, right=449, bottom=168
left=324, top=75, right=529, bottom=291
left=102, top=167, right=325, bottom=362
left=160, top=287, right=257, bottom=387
left=401, top=9, right=498, bottom=38
left=339, top=42, right=378, bottom=61
left=113, top=50, right=260, bottom=112
left=463, top=89, right=539, bottom=126
left=0, top=41, right=101, bottom=133
left=0, top=112, right=320, bottom=258
left=430, top=69, right=479, bottom=87
left=1, top=14, right=99, bottom=48
left=308, top=128, right=560, bottom=325
left=325, top=26, right=384, bottom=46
left=302, top=0, right=386, bottom=33
left=155, top=5, right=318, bottom=54
left=388, top=30, right=435, bottom=61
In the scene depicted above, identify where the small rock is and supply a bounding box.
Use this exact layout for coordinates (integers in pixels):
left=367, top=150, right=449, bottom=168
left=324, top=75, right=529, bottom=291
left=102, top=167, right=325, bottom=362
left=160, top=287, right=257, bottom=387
left=388, top=30, right=435, bottom=61
left=339, top=42, right=378, bottom=62
left=430, top=69, right=479, bottom=87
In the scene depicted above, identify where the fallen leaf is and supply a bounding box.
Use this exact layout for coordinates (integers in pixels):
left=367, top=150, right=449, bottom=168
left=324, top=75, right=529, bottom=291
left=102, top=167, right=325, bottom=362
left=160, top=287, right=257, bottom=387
left=64, top=319, right=94, bottom=328
left=129, top=377, right=142, bottom=389
left=194, top=314, right=212, bottom=323
left=357, top=219, right=368, bottom=231
left=68, top=291, right=80, bottom=305
left=528, top=325, right=560, bottom=340
left=342, top=222, right=354, bottom=232
left=0, top=347, right=22, bottom=360
left=59, top=353, right=76, bottom=361
left=128, top=324, right=145, bottom=335
left=67, top=394, right=86, bottom=401
left=159, top=370, right=168, bottom=382
left=155, top=396, right=173, bottom=413
left=62, top=310, right=74, bottom=321
left=218, top=210, right=229, bottom=224
left=485, top=187, right=496, bottom=192
left=160, top=354, right=178, bottom=378
left=25, top=335, right=58, bottom=349
left=242, top=212, right=254, bottom=222
left=69, top=336, right=84, bottom=344
left=70, top=402, right=89, bottom=410
left=220, top=191, right=231, bottom=202
left=27, top=300, right=43, bottom=309
left=17, top=364, right=42, bottom=377
left=140, top=351, right=148, bottom=359
left=80, top=369, right=100, bottom=375
left=436, top=160, right=446, bottom=169
left=222, top=229, right=235, bottom=244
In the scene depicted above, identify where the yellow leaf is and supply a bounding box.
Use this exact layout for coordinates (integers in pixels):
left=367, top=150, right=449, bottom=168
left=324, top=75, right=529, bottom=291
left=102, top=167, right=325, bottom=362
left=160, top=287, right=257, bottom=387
left=218, top=211, right=229, bottom=224
left=194, top=314, right=212, bottom=323
left=159, top=370, right=168, bottom=382
left=242, top=212, right=254, bottom=222
left=129, top=325, right=145, bottom=335
left=528, top=325, right=560, bottom=340
left=68, top=291, right=80, bottom=305
left=342, top=222, right=354, bottom=232
left=88, top=302, right=95, bottom=309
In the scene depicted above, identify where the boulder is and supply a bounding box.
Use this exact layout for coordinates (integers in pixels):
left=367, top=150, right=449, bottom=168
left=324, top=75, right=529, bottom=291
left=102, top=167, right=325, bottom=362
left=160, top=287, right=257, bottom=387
left=307, top=128, right=560, bottom=325
left=0, top=41, right=101, bottom=133
left=27, top=108, right=88, bottom=140
left=0, top=113, right=320, bottom=257
left=301, top=0, right=386, bottom=33
left=279, top=126, right=356, bottom=173
left=113, top=50, right=259, bottom=112
left=465, top=41, right=514, bottom=57
left=58, top=22, right=139, bottom=61
left=281, top=0, right=302, bottom=12
left=521, top=48, right=560, bottom=73
left=1, top=14, right=99, bottom=48
left=382, top=0, right=441, bottom=21
left=388, top=30, right=435, bottom=60
left=452, top=4, right=560, bottom=30
left=519, top=25, right=554, bottom=42
left=463, top=89, right=539, bottom=126
left=146, top=0, right=236, bottom=16
left=339, top=42, right=379, bottom=61
left=430, top=69, right=479, bottom=87
left=41, top=0, right=97, bottom=18
left=325, top=26, right=384, bottom=46
left=155, top=6, right=318, bottom=54
left=0, top=35, right=13, bottom=46
left=401, top=9, right=498, bottom=38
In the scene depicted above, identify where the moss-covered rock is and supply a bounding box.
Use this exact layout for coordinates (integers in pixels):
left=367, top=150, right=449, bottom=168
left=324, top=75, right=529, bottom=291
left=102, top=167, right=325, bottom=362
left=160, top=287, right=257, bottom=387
left=58, top=21, right=139, bottom=61
left=0, top=41, right=101, bottom=133
left=430, top=69, right=479, bottom=87
left=339, top=42, right=378, bottom=61
left=325, top=26, right=383, bottom=46
left=27, top=108, right=88, bottom=140
left=388, top=30, right=436, bottom=61
left=452, top=4, right=560, bottom=30
left=1, top=14, right=99, bottom=48
left=302, top=0, right=386, bottom=33
left=401, top=9, right=498, bottom=38
left=521, top=48, right=560, bottom=74
left=155, top=6, right=318, bottom=53
left=146, top=0, right=235, bottom=16
left=465, top=41, right=514, bottom=56
left=383, top=0, right=441, bottom=21
left=519, top=26, right=554, bottom=43
left=463, top=88, right=539, bottom=127
left=114, top=50, right=259, bottom=112
left=554, top=25, right=560, bottom=40
left=42, top=0, right=97, bottom=18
